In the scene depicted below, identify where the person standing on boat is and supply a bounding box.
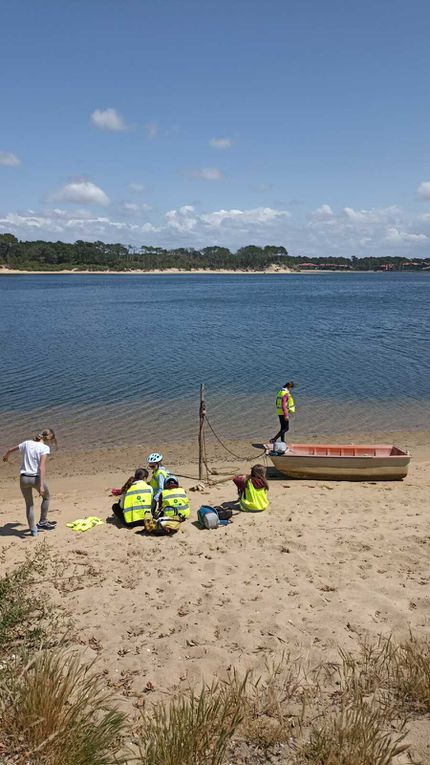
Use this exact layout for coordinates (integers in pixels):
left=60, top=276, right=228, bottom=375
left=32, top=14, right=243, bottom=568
left=272, top=381, right=295, bottom=443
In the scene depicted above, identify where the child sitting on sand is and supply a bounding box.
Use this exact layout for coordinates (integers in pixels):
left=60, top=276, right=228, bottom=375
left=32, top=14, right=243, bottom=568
left=157, top=475, right=190, bottom=519
left=232, top=464, right=269, bottom=512
left=112, top=468, right=153, bottom=527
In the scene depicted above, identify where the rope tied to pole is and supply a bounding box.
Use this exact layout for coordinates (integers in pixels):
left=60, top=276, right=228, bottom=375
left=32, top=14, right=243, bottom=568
left=204, top=415, right=266, bottom=462
left=197, top=384, right=267, bottom=484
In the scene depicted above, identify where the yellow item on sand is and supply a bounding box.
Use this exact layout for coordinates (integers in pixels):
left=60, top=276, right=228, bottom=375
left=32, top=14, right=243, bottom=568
left=66, top=516, right=104, bottom=532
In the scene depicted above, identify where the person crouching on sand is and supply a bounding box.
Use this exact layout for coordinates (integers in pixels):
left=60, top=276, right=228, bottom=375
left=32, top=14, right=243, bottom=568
left=112, top=468, right=153, bottom=527
left=157, top=475, right=190, bottom=520
left=232, top=464, right=269, bottom=512
left=2, top=428, right=57, bottom=537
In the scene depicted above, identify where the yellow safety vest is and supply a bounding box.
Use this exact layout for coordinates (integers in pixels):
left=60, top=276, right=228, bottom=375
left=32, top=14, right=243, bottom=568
left=161, top=487, right=190, bottom=518
left=150, top=467, right=170, bottom=493
left=123, top=481, right=153, bottom=524
left=276, top=388, right=295, bottom=415
left=240, top=481, right=269, bottom=512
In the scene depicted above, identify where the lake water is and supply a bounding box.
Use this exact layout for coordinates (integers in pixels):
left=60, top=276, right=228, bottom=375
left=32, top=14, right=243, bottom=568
left=0, top=272, right=429, bottom=450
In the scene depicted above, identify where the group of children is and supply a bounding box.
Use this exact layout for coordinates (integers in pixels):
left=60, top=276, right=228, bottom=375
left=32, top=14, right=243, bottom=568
left=2, top=431, right=270, bottom=537
left=113, top=455, right=270, bottom=532
left=111, top=453, right=191, bottom=529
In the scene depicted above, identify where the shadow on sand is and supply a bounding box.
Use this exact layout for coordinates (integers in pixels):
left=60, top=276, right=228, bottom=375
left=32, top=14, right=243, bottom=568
left=0, top=522, right=30, bottom=539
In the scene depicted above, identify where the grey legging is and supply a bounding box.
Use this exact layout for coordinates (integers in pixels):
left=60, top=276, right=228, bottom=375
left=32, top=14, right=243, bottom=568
left=19, top=475, right=50, bottom=531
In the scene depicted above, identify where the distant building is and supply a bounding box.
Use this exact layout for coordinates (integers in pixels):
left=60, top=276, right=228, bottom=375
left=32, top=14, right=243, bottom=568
left=299, top=262, right=351, bottom=270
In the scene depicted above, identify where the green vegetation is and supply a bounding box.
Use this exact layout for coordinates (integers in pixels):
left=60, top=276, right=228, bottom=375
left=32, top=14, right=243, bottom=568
left=1, top=652, right=126, bottom=765
left=1, top=233, right=429, bottom=272
left=0, top=544, right=62, bottom=654
left=136, top=680, right=247, bottom=765
left=1, top=547, right=430, bottom=763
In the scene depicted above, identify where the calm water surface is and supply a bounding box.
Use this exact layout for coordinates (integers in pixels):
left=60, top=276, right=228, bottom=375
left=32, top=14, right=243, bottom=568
left=0, top=273, right=429, bottom=449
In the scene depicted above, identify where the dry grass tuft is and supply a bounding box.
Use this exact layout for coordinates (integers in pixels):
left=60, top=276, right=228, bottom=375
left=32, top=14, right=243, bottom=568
left=229, top=654, right=309, bottom=750
left=134, top=679, right=247, bottom=765
left=0, top=651, right=125, bottom=765
left=339, top=633, right=430, bottom=717
left=299, top=701, right=408, bottom=765
left=0, top=543, right=57, bottom=656
left=386, top=633, right=430, bottom=715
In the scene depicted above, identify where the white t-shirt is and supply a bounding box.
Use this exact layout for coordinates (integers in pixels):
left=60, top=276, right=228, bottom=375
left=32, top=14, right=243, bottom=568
left=19, top=440, right=50, bottom=476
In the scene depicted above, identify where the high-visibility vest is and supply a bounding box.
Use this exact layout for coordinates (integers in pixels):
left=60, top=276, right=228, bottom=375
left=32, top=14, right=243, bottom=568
left=276, top=388, right=289, bottom=416
left=161, top=487, right=190, bottom=518
left=240, top=480, right=269, bottom=512
left=276, top=388, right=295, bottom=415
left=150, top=467, right=170, bottom=493
left=122, top=481, right=153, bottom=524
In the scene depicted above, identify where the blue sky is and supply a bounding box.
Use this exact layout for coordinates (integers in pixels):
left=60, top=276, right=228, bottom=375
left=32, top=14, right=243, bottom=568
left=1, top=0, right=430, bottom=257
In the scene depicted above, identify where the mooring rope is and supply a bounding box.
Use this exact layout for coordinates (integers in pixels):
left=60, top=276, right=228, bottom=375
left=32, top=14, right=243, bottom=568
left=204, top=415, right=266, bottom=462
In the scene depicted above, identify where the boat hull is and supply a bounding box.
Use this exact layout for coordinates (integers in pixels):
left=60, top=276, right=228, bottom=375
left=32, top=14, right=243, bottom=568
left=269, top=444, right=410, bottom=481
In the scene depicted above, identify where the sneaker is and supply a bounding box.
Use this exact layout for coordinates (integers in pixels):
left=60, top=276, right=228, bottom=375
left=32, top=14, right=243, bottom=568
left=37, top=521, right=56, bottom=531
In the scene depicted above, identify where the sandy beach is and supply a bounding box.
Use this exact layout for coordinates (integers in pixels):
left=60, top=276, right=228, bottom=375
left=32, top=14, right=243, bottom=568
left=1, top=433, right=428, bottom=688
left=1, top=430, right=429, bottom=759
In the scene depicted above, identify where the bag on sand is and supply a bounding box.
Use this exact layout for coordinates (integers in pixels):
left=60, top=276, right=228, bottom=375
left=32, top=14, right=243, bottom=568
left=144, top=515, right=183, bottom=535
left=215, top=506, right=233, bottom=521
left=197, top=505, right=220, bottom=530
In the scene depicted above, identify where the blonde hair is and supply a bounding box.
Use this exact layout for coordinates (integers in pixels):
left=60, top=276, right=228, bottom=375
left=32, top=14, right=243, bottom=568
left=35, top=428, right=57, bottom=446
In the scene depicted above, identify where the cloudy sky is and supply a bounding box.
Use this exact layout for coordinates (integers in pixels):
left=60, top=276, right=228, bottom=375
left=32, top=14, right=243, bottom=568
left=1, top=0, right=430, bottom=258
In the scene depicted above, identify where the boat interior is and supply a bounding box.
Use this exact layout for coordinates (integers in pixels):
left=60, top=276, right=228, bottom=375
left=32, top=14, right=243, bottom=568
left=287, top=444, right=408, bottom=458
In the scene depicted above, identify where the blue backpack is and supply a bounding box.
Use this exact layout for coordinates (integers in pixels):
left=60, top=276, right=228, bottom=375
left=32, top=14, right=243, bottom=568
left=197, top=505, right=220, bottom=529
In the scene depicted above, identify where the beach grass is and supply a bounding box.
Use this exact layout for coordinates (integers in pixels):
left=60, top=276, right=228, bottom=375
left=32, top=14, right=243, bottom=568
left=0, top=651, right=125, bottom=765
left=134, top=679, right=247, bottom=765
left=299, top=701, right=408, bottom=765
left=0, top=542, right=65, bottom=657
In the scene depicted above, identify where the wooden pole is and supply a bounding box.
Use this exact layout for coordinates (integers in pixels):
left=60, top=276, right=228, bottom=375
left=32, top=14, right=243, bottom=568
left=198, top=383, right=206, bottom=481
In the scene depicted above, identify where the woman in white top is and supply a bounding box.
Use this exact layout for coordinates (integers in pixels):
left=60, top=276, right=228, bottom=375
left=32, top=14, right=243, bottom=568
left=2, top=428, right=57, bottom=537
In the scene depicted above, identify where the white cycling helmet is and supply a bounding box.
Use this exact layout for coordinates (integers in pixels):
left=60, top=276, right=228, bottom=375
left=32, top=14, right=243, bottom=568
left=148, top=452, right=163, bottom=464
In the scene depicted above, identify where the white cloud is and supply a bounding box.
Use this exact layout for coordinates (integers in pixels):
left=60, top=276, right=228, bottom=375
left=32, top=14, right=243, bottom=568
left=121, top=201, right=152, bottom=213
left=90, top=108, right=128, bottom=132
left=128, top=183, right=145, bottom=193
left=0, top=208, right=158, bottom=238
left=191, top=167, right=223, bottom=181
left=417, top=181, right=430, bottom=200
left=53, top=181, right=110, bottom=206
left=163, top=205, right=290, bottom=235
left=384, top=227, right=427, bottom=244
left=342, top=205, right=400, bottom=223
left=0, top=151, right=21, bottom=167
left=304, top=202, right=429, bottom=256
left=202, top=207, right=290, bottom=227
left=165, top=206, right=198, bottom=231
left=146, top=122, right=158, bottom=139
left=310, top=204, right=334, bottom=221
left=2, top=188, right=428, bottom=257
left=209, top=137, right=232, bottom=150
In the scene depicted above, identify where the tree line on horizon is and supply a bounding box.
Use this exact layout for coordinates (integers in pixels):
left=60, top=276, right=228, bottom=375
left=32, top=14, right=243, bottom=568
left=0, top=233, right=428, bottom=272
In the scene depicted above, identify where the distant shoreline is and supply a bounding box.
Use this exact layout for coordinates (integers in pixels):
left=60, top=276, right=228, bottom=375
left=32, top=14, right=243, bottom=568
left=0, top=267, right=408, bottom=276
